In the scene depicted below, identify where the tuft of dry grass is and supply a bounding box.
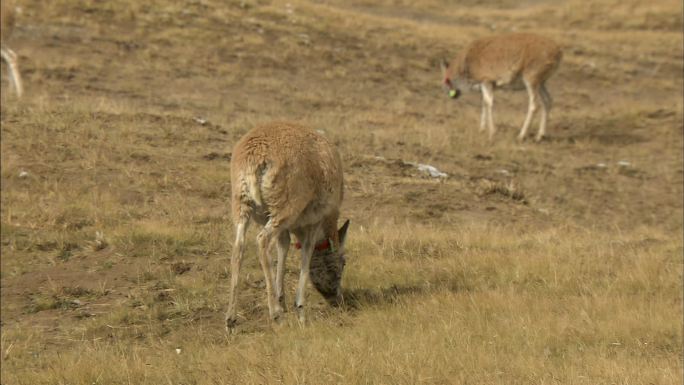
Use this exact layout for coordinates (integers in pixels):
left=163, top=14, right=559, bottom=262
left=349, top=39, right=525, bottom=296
left=2, top=225, right=681, bottom=384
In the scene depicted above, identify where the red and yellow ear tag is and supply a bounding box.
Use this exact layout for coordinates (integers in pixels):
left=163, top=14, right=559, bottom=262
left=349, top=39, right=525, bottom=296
left=294, top=238, right=335, bottom=253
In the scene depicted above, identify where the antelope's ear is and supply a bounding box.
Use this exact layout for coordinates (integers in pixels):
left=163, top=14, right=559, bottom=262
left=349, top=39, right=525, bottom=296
left=440, top=58, right=450, bottom=73
left=338, top=219, right=350, bottom=249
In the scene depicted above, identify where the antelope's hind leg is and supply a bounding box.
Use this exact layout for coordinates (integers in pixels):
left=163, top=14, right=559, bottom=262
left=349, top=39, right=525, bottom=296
left=256, top=222, right=284, bottom=323
left=226, top=217, right=250, bottom=330
left=274, top=231, right=291, bottom=311
left=1, top=47, right=23, bottom=98
left=537, top=84, right=552, bottom=142
left=518, top=79, right=540, bottom=141
left=293, top=230, right=316, bottom=324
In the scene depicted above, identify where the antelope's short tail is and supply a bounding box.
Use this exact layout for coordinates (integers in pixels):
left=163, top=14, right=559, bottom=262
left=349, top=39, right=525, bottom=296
left=245, top=165, right=264, bottom=207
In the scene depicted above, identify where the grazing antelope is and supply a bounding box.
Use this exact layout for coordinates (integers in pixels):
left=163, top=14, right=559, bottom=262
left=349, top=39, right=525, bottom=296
left=226, top=121, right=350, bottom=329
left=441, top=33, right=562, bottom=142
left=1, top=0, right=23, bottom=98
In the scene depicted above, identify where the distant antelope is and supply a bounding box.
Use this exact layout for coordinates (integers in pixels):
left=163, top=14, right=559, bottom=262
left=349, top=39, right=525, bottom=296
left=441, top=33, right=562, bottom=142
left=1, top=0, right=23, bottom=98
left=226, top=121, right=350, bottom=329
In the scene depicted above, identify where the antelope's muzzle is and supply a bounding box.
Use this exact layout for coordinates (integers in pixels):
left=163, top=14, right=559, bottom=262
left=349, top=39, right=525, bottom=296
left=443, top=78, right=460, bottom=99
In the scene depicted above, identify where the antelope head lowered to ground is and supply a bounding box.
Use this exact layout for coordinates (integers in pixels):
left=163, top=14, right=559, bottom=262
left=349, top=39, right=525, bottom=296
left=441, top=33, right=562, bottom=142
left=226, top=121, right=350, bottom=329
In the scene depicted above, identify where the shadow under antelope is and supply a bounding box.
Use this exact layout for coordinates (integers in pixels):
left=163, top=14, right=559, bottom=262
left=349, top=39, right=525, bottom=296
left=1, top=0, right=23, bottom=98
left=226, top=121, right=350, bottom=330
left=441, top=33, right=562, bottom=142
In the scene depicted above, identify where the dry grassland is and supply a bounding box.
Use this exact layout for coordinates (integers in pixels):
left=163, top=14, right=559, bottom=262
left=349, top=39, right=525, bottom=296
left=1, top=0, right=682, bottom=384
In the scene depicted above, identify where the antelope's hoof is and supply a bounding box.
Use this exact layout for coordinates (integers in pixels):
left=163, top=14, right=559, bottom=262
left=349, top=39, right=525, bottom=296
left=294, top=304, right=306, bottom=325
left=225, top=316, right=239, bottom=332
left=278, top=295, right=287, bottom=311
left=271, top=312, right=284, bottom=324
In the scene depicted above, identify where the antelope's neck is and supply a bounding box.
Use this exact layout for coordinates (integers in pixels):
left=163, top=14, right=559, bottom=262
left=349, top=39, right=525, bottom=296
left=320, top=212, right=340, bottom=250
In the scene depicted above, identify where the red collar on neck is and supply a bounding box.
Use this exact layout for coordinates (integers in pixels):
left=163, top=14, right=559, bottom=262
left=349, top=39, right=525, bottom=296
left=294, top=238, right=334, bottom=252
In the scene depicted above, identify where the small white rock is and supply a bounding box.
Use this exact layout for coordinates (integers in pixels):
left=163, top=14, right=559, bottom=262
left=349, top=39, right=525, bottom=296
left=617, top=160, right=631, bottom=167
left=175, top=348, right=181, bottom=354
left=596, top=163, right=607, bottom=168
left=18, top=171, right=28, bottom=178
left=414, top=163, right=447, bottom=178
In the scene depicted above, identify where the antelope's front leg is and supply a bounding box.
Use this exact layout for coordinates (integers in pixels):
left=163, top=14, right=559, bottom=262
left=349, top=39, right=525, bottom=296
left=480, top=91, right=488, bottom=132
left=481, top=82, right=496, bottom=140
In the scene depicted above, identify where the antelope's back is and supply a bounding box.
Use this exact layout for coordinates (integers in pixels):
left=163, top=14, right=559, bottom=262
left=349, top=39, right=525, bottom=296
left=230, top=122, right=344, bottom=218
left=465, top=33, right=561, bottom=81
